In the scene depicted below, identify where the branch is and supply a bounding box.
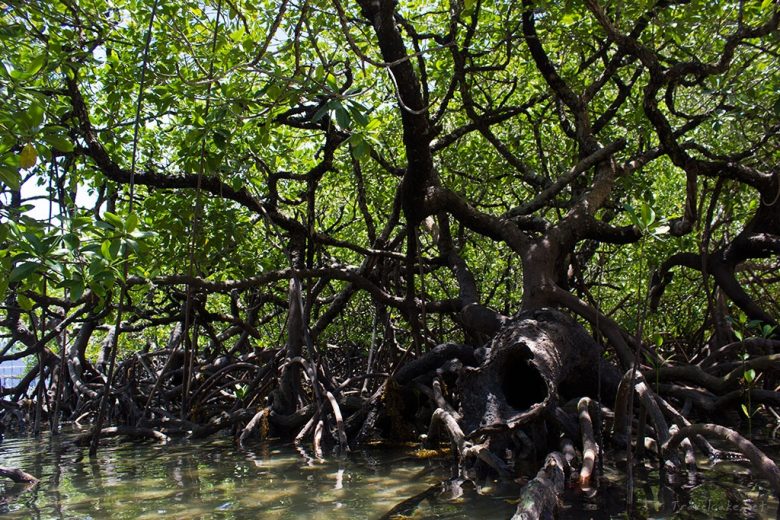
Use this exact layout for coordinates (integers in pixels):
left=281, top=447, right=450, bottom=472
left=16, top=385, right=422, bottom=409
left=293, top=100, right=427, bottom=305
left=504, top=139, right=626, bottom=217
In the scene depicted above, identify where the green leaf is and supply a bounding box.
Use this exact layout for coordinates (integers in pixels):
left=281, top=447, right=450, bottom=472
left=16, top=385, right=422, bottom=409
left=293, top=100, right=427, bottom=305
left=27, top=101, right=45, bottom=130
left=94, top=220, right=115, bottom=231
left=266, top=83, right=283, bottom=101
left=22, top=231, right=44, bottom=255
left=334, top=102, right=350, bottom=129
left=101, top=239, right=113, bottom=260
left=0, top=257, right=9, bottom=299
left=107, top=49, right=120, bottom=67
left=351, top=134, right=370, bottom=161
left=72, top=216, right=93, bottom=228
left=311, top=100, right=333, bottom=123
left=60, top=277, right=85, bottom=301
left=561, top=13, right=579, bottom=25
left=130, top=230, right=157, bottom=239
left=0, top=164, right=21, bottom=190
left=640, top=203, right=655, bottom=228
left=213, top=129, right=229, bottom=148
left=125, top=213, right=139, bottom=233
left=71, top=281, right=85, bottom=301
left=744, top=368, right=756, bottom=383
left=62, top=233, right=80, bottom=250
left=17, top=293, right=33, bottom=311
left=25, top=54, right=46, bottom=76
left=624, top=204, right=640, bottom=228
left=325, top=73, right=339, bottom=92
left=109, top=238, right=121, bottom=259
left=747, top=319, right=762, bottom=329
left=43, top=134, right=74, bottom=153
left=9, top=261, right=40, bottom=283
left=103, top=211, right=124, bottom=229
left=346, top=101, right=369, bottom=127
left=229, top=27, right=245, bottom=42
left=125, top=238, right=140, bottom=254
left=741, top=403, right=750, bottom=417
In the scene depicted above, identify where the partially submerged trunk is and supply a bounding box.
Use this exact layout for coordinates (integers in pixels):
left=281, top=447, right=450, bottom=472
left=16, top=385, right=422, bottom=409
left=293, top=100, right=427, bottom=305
left=352, top=306, right=621, bottom=484
left=459, top=308, right=617, bottom=436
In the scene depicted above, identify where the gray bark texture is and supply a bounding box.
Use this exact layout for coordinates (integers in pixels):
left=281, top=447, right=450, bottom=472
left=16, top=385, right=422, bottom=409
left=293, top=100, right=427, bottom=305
left=458, top=308, right=611, bottom=435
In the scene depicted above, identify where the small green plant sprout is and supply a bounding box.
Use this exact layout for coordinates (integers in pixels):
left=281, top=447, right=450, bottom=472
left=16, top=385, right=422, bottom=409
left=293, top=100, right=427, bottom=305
left=726, top=314, right=778, bottom=343
left=644, top=333, right=673, bottom=391
left=234, top=384, right=249, bottom=400
left=624, top=201, right=669, bottom=238
left=740, top=351, right=761, bottom=437
left=747, top=319, right=778, bottom=339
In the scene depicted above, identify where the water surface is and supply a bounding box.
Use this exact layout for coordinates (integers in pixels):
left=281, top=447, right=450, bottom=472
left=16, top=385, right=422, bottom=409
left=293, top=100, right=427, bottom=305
left=0, top=428, right=777, bottom=518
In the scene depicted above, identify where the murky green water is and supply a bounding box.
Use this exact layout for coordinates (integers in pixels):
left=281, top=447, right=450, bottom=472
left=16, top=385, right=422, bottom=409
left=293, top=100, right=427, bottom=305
left=0, top=428, right=777, bottom=519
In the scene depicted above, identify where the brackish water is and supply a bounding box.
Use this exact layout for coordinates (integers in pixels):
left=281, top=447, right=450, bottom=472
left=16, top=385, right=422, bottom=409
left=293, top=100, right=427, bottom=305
left=0, top=427, right=778, bottom=519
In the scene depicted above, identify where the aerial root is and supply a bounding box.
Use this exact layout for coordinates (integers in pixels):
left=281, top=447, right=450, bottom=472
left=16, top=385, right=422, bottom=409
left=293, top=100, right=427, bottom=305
left=324, top=389, right=349, bottom=453
left=280, top=356, right=351, bottom=456
left=663, top=423, right=780, bottom=497
left=238, top=407, right=269, bottom=447
left=313, top=419, right=325, bottom=459
left=577, top=397, right=598, bottom=486
left=513, top=451, right=567, bottom=520
left=427, top=407, right=466, bottom=453
left=378, top=483, right=441, bottom=520
left=75, top=425, right=170, bottom=446
left=463, top=443, right=512, bottom=477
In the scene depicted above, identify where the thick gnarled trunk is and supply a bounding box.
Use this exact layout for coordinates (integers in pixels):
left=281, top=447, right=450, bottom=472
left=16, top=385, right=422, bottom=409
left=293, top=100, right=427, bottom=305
left=458, top=308, right=612, bottom=436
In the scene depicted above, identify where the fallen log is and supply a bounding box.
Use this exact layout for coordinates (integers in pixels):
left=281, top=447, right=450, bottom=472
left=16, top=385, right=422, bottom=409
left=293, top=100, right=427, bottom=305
left=0, top=466, right=38, bottom=484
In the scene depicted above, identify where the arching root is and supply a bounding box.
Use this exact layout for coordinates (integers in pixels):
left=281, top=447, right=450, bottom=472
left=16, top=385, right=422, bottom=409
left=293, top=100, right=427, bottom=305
left=663, top=423, right=780, bottom=497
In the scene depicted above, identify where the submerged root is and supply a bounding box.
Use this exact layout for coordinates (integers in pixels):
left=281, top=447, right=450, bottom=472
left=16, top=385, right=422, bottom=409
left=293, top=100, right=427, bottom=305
left=4, top=305, right=779, bottom=519
left=0, top=466, right=39, bottom=484
left=663, top=423, right=780, bottom=497
left=76, top=425, right=170, bottom=446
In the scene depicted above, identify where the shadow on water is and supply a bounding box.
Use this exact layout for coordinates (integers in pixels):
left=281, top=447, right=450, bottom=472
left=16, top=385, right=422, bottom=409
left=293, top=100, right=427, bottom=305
left=0, top=427, right=777, bottom=519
